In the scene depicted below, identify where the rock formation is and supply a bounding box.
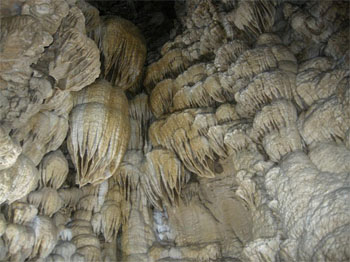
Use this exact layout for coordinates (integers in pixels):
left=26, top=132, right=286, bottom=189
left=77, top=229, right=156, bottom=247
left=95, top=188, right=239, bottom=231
left=0, top=0, right=349, bottom=261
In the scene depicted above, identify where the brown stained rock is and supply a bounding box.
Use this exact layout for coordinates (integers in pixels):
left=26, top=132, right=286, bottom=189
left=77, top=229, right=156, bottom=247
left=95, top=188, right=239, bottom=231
left=92, top=16, right=147, bottom=92
left=142, top=149, right=187, bottom=210
left=76, top=0, right=100, bottom=35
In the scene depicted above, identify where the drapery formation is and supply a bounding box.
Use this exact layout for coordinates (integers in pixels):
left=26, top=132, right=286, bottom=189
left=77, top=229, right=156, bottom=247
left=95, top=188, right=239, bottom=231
left=0, top=0, right=349, bottom=261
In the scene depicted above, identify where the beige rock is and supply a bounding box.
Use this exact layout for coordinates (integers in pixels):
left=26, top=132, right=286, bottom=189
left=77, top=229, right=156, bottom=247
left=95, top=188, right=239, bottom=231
left=250, top=100, right=302, bottom=161
left=0, top=0, right=349, bottom=261
left=52, top=241, right=76, bottom=261
left=199, top=21, right=227, bottom=55
left=0, top=236, right=6, bottom=260
left=171, top=73, right=235, bottom=112
left=68, top=220, right=93, bottom=236
left=77, top=193, right=101, bottom=213
left=166, top=191, right=246, bottom=258
left=253, top=99, right=298, bottom=140
left=67, top=80, right=130, bottom=186
left=235, top=70, right=294, bottom=117
left=93, top=16, right=146, bottom=91
left=112, top=150, right=143, bottom=212
left=76, top=245, right=102, bottom=262
left=73, top=210, right=92, bottom=222
left=76, top=0, right=100, bottom=34
left=255, top=33, right=283, bottom=46
left=309, top=142, right=350, bottom=174
left=52, top=209, right=71, bottom=228
left=21, top=0, right=69, bottom=35
left=0, top=126, right=21, bottom=170
left=217, top=104, right=240, bottom=124
left=0, top=154, right=39, bottom=204
left=265, top=152, right=350, bottom=261
left=121, top=190, right=155, bottom=258
left=39, top=150, right=68, bottom=189
left=101, top=241, right=118, bottom=262
left=13, top=111, right=69, bottom=165
left=30, top=216, right=58, bottom=259
left=0, top=15, right=52, bottom=79
left=28, top=187, right=64, bottom=217
left=100, top=201, right=121, bottom=242
left=298, top=96, right=349, bottom=146
left=149, top=242, right=221, bottom=261
left=214, top=40, right=249, bottom=72
left=227, top=0, right=276, bottom=38
left=41, top=89, right=73, bottom=117
left=48, top=28, right=100, bottom=92
left=149, top=108, right=220, bottom=178
left=144, top=49, right=191, bottom=91
left=58, top=187, right=82, bottom=208
left=0, top=15, right=53, bottom=128
left=0, top=0, right=25, bottom=17
left=325, top=27, right=350, bottom=67
left=262, top=125, right=303, bottom=162
left=242, top=237, right=281, bottom=262
left=72, top=234, right=100, bottom=249
left=8, top=202, right=38, bottom=224
left=142, top=149, right=187, bottom=210
left=150, top=63, right=212, bottom=117
left=175, top=63, right=208, bottom=90
left=4, top=223, right=35, bottom=260
left=150, top=79, right=176, bottom=118
left=45, top=253, right=65, bottom=262
left=128, top=93, right=153, bottom=151
left=0, top=213, right=6, bottom=237
left=71, top=252, right=85, bottom=262
left=295, top=59, right=349, bottom=109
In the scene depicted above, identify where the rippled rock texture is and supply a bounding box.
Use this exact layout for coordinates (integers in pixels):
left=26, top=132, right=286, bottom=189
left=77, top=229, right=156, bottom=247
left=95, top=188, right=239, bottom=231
left=0, top=0, right=349, bottom=261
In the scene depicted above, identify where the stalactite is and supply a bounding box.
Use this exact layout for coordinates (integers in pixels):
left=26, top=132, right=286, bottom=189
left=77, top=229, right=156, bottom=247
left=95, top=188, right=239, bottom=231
left=0, top=0, right=349, bottom=261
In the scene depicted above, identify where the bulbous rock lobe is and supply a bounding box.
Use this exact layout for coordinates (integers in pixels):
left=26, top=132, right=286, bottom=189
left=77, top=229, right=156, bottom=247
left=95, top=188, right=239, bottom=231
left=48, top=28, right=101, bottom=92
left=94, top=16, right=147, bottom=92
left=0, top=127, right=21, bottom=170
left=67, top=80, right=130, bottom=187
left=39, top=150, right=69, bottom=189
left=0, top=154, right=39, bottom=205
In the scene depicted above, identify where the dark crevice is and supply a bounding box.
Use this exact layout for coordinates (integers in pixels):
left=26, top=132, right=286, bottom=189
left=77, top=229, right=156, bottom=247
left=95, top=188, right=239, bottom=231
left=88, top=0, right=182, bottom=65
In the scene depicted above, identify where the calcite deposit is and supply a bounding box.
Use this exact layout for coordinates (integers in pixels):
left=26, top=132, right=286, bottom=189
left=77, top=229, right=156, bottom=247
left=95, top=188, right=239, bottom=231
left=0, top=0, right=349, bottom=261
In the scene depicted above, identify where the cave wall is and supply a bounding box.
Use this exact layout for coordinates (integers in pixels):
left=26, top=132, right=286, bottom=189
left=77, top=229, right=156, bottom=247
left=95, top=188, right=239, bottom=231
left=0, top=0, right=349, bottom=261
